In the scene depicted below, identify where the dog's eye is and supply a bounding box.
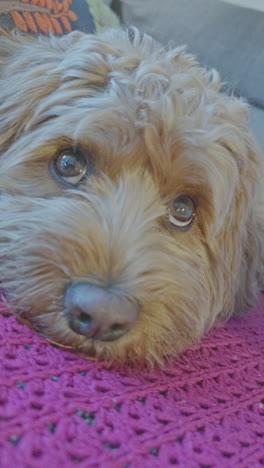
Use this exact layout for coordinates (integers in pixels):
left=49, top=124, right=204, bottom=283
left=53, top=148, right=87, bottom=185
left=169, top=195, right=196, bottom=230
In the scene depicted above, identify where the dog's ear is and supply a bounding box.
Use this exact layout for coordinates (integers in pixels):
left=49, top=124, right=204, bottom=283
left=0, top=27, right=84, bottom=62
left=0, top=28, right=33, bottom=64
left=233, top=134, right=264, bottom=314
left=211, top=111, right=264, bottom=317
left=0, top=27, right=85, bottom=78
left=0, top=29, right=84, bottom=150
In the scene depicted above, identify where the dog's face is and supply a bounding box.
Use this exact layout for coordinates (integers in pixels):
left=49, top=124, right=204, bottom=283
left=0, top=28, right=262, bottom=365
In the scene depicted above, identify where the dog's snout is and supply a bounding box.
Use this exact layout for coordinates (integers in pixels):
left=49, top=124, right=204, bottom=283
left=63, top=283, right=138, bottom=341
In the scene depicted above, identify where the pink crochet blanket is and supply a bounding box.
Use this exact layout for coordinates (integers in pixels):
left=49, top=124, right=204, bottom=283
left=0, top=296, right=264, bottom=468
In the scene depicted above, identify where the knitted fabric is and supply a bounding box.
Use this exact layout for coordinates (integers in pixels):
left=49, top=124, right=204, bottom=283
left=0, top=296, right=264, bottom=468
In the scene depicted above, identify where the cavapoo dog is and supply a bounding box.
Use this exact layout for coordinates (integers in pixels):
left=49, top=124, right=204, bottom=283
left=0, top=27, right=263, bottom=365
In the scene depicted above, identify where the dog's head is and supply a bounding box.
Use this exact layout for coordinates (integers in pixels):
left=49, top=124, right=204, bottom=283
left=0, top=28, right=263, bottom=365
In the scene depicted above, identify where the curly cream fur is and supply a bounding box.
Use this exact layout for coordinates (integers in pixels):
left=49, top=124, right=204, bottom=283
left=0, top=27, right=263, bottom=365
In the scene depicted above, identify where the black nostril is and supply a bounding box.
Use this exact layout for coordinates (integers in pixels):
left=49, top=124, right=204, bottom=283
left=110, top=323, right=123, bottom=333
left=67, top=309, right=93, bottom=335
left=78, top=312, right=92, bottom=324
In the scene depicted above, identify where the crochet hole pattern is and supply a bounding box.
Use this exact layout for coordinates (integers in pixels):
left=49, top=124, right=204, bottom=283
left=0, top=297, right=264, bottom=466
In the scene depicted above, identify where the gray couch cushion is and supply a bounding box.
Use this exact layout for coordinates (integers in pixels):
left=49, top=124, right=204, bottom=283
left=121, top=0, right=264, bottom=108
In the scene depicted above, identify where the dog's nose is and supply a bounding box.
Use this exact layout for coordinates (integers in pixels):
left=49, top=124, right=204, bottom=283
left=63, top=283, right=138, bottom=341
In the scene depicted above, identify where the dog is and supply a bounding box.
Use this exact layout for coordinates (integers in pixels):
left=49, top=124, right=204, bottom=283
left=0, top=27, right=263, bottom=365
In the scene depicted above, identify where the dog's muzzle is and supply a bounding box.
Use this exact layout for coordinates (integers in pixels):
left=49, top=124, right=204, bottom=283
left=63, top=282, right=139, bottom=342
